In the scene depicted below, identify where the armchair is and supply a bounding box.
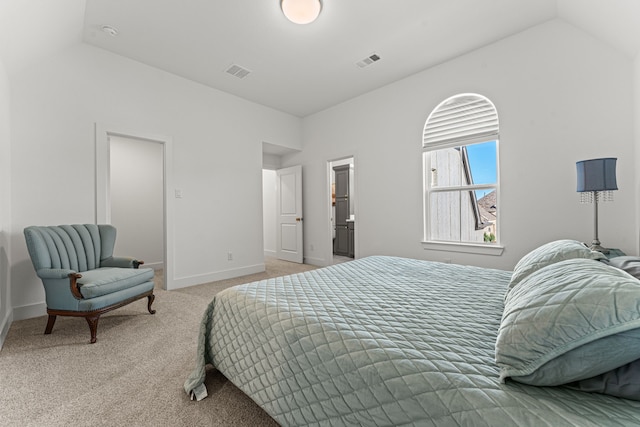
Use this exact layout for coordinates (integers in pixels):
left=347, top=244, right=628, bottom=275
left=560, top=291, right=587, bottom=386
left=24, top=224, right=156, bottom=343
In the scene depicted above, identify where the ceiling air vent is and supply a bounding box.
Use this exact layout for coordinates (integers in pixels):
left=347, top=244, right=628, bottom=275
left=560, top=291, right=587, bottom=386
left=225, top=64, right=251, bottom=79
left=356, top=53, right=381, bottom=69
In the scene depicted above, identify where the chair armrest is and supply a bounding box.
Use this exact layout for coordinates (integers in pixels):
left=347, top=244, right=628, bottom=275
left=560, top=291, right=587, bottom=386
left=68, top=273, right=83, bottom=299
left=37, top=269, right=84, bottom=300
left=36, top=268, right=76, bottom=279
left=101, top=256, right=145, bottom=269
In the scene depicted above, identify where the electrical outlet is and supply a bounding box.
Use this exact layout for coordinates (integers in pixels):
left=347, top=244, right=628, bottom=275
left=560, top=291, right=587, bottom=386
left=227, top=252, right=233, bottom=261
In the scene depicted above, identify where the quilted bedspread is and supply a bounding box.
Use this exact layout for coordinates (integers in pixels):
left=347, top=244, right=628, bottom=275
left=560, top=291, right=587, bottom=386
left=184, top=256, right=640, bottom=426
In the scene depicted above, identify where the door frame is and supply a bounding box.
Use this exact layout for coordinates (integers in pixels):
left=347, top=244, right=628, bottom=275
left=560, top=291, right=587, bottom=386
left=95, top=123, right=174, bottom=290
left=326, top=155, right=357, bottom=265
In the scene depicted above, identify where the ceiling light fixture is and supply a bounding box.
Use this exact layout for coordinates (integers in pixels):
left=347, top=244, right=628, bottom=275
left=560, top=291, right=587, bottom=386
left=281, top=0, right=322, bottom=25
left=101, top=25, right=119, bottom=36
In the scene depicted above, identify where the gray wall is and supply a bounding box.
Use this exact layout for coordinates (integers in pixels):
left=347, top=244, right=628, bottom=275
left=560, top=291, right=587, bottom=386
left=635, top=54, right=640, bottom=255
left=286, top=19, right=636, bottom=269
left=9, top=43, right=302, bottom=319
left=1, top=16, right=639, bottom=330
left=0, top=56, right=11, bottom=346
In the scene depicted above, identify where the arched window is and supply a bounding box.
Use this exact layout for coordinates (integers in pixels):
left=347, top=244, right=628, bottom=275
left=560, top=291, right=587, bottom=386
left=423, top=93, right=500, bottom=246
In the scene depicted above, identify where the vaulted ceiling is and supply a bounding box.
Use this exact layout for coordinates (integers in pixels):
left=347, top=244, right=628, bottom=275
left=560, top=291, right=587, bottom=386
left=1, top=0, right=639, bottom=117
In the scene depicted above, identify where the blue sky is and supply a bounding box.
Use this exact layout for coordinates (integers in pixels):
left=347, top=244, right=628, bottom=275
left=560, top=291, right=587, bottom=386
left=466, top=140, right=496, bottom=198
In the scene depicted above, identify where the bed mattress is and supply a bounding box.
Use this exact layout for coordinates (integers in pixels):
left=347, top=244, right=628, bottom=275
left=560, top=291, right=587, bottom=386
left=185, top=256, right=640, bottom=426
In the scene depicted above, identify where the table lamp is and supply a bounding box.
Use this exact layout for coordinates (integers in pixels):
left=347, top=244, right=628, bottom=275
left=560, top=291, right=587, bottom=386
left=576, top=157, right=617, bottom=253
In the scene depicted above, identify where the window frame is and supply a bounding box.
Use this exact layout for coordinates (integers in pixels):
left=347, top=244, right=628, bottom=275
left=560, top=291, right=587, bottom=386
left=421, top=94, right=503, bottom=255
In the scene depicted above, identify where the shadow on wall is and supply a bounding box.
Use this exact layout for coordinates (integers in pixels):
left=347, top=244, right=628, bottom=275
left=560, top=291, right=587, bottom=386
left=1, top=244, right=7, bottom=308
left=8, top=228, right=47, bottom=321
left=0, top=232, right=10, bottom=344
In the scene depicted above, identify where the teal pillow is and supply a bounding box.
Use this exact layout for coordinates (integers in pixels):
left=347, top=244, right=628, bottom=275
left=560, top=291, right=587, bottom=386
left=566, top=359, right=640, bottom=401
left=506, top=239, right=605, bottom=297
left=607, top=256, right=640, bottom=280
left=496, top=258, right=640, bottom=386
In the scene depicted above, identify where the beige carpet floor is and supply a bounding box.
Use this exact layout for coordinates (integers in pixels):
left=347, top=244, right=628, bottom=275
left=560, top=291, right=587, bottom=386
left=0, top=258, right=317, bottom=427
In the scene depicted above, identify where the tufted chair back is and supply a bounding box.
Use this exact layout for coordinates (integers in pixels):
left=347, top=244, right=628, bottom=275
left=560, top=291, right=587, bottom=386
left=24, top=224, right=118, bottom=274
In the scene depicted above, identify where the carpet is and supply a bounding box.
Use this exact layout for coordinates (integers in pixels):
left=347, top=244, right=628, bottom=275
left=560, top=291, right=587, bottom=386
left=0, top=258, right=317, bottom=427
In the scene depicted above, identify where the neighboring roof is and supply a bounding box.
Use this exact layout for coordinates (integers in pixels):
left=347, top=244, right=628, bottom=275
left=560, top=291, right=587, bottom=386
left=478, top=191, right=497, bottom=215
left=478, top=191, right=497, bottom=224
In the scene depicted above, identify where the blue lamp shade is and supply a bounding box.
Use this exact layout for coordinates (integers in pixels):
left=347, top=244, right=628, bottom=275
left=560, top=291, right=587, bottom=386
left=576, top=158, right=618, bottom=193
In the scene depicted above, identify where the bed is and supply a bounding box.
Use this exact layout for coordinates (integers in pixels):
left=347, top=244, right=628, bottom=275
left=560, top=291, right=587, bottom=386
left=184, top=240, right=640, bottom=426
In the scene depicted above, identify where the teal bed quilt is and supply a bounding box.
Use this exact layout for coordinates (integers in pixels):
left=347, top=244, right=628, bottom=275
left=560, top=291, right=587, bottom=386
left=185, top=255, right=640, bottom=426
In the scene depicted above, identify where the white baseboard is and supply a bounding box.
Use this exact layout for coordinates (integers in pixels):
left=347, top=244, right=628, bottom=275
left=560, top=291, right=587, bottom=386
left=264, top=249, right=277, bottom=258
left=168, top=263, right=266, bottom=290
left=143, top=261, right=163, bottom=270
left=0, top=308, right=14, bottom=350
left=303, top=256, right=330, bottom=267
left=12, top=302, right=46, bottom=321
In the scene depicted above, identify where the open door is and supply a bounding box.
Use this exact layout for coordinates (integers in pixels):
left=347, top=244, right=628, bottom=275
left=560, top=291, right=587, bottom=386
left=276, top=165, right=303, bottom=263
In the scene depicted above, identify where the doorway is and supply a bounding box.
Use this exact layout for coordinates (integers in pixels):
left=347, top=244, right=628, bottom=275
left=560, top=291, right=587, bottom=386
left=95, top=124, right=174, bottom=290
left=328, top=157, right=355, bottom=265
left=262, top=169, right=277, bottom=259
left=109, top=136, right=164, bottom=270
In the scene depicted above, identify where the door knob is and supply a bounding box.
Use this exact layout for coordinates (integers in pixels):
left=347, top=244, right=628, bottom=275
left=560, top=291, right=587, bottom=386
left=296, top=217, right=303, bottom=222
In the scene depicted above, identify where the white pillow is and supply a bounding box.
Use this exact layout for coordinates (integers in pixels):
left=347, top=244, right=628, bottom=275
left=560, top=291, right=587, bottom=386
left=506, top=239, right=605, bottom=297
left=496, top=258, right=640, bottom=386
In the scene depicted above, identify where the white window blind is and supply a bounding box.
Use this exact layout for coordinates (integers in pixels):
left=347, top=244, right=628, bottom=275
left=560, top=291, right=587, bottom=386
left=423, top=94, right=498, bottom=148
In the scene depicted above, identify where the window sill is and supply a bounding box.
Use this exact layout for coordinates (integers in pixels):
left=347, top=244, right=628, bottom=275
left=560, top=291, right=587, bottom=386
left=421, top=241, right=504, bottom=256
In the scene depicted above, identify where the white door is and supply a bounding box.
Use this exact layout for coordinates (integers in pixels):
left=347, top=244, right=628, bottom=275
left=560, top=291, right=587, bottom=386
left=276, top=165, right=303, bottom=263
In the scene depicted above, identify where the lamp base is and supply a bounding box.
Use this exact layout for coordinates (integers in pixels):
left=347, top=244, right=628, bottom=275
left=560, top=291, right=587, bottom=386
left=590, top=242, right=609, bottom=254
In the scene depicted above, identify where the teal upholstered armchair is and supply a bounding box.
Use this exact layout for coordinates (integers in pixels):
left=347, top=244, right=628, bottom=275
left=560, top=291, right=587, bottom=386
left=24, top=224, right=156, bottom=343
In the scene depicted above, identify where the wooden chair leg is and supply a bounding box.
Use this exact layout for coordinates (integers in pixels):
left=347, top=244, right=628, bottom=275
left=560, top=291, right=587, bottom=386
left=44, top=314, right=57, bottom=335
left=85, top=314, right=100, bottom=344
left=147, top=294, right=156, bottom=314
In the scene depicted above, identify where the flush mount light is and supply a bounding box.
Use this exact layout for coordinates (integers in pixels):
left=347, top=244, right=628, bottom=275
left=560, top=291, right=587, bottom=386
left=101, top=25, right=119, bottom=36
left=281, top=0, right=322, bottom=25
